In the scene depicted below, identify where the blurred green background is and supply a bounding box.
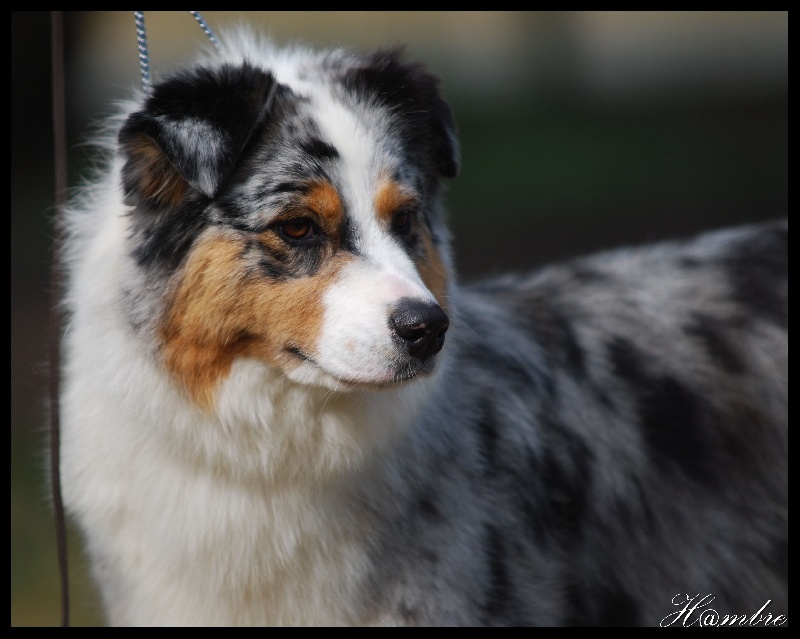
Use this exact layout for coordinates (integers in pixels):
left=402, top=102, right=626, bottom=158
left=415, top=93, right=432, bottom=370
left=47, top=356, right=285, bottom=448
left=11, top=11, right=788, bottom=626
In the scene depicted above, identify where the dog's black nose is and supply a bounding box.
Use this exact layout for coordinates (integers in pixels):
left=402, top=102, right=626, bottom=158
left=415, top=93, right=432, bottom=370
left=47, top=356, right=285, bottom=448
left=389, top=298, right=449, bottom=361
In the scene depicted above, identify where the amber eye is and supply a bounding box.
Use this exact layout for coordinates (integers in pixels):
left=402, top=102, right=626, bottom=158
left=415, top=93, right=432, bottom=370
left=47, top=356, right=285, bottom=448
left=392, top=209, right=413, bottom=234
left=278, top=217, right=315, bottom=241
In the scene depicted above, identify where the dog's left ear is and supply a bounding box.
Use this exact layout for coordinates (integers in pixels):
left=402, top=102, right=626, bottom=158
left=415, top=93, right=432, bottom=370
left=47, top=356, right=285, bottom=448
left=119, top=63, right=276, bottom=208
left=427, top=91, right=460, bottom=179
left=343, top=49, right=460, bottom=179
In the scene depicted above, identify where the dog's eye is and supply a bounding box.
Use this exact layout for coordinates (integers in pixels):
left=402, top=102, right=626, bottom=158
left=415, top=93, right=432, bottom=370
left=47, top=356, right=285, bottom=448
left=392, top=209, right=414, bottom=235
left=278, top=217, right=316, bottom=241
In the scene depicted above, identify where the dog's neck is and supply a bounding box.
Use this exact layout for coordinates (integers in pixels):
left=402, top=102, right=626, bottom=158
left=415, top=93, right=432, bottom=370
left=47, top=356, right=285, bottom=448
left=126, top=355, right=441, bottom=491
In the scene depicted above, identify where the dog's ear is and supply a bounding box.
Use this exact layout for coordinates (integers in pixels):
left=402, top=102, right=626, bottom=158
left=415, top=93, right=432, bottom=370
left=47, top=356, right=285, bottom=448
left=119, top=63, right=276, bottom=209
left=343, top=49, right=460, bottom=179
left=425, top=90, right=460, bottom=179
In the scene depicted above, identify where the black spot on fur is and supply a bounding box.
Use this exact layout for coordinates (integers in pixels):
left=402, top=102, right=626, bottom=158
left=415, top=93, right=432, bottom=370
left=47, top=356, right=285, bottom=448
left=284, top=158, right=330, bottom=183
left=613, top=475, right=657, bottom=535
left=299, top=137, right=339, bottom=162
left=716, top=400, right=773, bottom=468
left=684, top=313, right=745, bottom=374
left=505, top=290, right=587, bottom=379
left=565, top=581, right=641, bottom=626
left=723, top=223, right=787, bottom=328
left=251, top=231, right=327, bottom=278
left=419, top=547, right=440, bottom=565
left=223, top=218, right=266, bottom=234
left=679, top=256, right=703, bottom=269
left=608, top=335, right=647, bottom=383
left=476, top=401, right=500, bottom=473
left=591, top=385, right=614, bottom=410
left=415, top=491, right=443, bottom=523
left=130, top=200, right=209, bottom=271
left=517, top=450, right=549, bottom=550
left=458, top=340, right=543, bottom=394
left=564, top=582, right=589, bottom=626
left=340, top=216, right=361, bottom=255
left=481, top=525, right=514, bottom=623
left=257, top=257, right=290, bottom=280
left=639, top=377, right=716, bottom=484
left=271, top=181, right=310, bottom=194
left=608, top=337, right=717, bottom=485
left=530, top=303, right=587, bottom=378
left=539, top=418, right=593, bottom=541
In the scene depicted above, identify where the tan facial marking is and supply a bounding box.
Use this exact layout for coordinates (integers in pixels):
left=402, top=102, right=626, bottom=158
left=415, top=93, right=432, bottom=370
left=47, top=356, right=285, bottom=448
left=376, top=177, right=449, bottom=309
left=123, top=134, right=187, bottom=208
left=303, top=181, right=343, bottom=240
left=417, top=229, right=450, bottom=312
left=374, top=178, right=418, bottom=225
left=161, top=230, right=353, bottom=409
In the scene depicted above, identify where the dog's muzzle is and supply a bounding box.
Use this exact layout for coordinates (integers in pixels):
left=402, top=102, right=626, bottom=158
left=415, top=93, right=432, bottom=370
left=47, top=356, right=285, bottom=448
left=389, top=298, right=449, bottom=361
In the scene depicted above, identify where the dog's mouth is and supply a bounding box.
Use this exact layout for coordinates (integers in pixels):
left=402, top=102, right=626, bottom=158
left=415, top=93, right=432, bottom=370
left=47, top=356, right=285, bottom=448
left=281, top=294, right=448, bottom=391
left=283, top=344, right=436, bottom=390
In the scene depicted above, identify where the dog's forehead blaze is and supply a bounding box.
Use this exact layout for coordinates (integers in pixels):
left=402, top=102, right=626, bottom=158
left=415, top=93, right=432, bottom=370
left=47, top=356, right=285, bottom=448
left=160, top=231, right=353, bottom=410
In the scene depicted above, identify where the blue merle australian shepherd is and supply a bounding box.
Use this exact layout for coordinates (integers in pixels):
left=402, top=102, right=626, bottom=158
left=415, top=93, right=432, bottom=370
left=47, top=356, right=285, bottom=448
left=59, top=29, right=788, bottom=626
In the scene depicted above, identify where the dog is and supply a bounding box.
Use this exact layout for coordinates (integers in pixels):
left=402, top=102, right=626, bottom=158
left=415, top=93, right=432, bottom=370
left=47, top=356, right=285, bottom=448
left=59, top=29, right=788, bottom=626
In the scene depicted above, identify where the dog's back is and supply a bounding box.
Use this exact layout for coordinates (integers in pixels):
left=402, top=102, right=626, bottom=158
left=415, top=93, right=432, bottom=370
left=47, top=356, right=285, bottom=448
left=368, top=219, right=787, bottom=625
left=59, top=31, right=787, bottom=626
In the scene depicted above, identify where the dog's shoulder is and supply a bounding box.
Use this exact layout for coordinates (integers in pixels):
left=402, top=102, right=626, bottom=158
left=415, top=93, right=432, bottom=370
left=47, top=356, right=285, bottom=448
left=397, top=219, right=788, bottom=624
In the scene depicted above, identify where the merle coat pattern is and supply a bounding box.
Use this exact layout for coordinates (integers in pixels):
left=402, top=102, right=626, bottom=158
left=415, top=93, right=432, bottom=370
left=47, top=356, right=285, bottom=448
left=59, top=30, right=787, bottom=626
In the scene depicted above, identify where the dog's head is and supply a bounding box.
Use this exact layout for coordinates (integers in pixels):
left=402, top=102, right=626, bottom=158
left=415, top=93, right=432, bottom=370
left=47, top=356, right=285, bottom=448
left=117, top=42, right=459, bottom=408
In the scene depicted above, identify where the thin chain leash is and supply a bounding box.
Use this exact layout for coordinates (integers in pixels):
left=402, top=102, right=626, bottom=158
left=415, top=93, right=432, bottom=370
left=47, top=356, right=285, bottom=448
left=48, top=12, right=223, bottom=627
left=134, top=11, right=223, bottom=93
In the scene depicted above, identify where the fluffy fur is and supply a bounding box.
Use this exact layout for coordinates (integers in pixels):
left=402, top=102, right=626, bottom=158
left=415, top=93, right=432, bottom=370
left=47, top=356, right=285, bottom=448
left=60, top=30, right=788, bottom=626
